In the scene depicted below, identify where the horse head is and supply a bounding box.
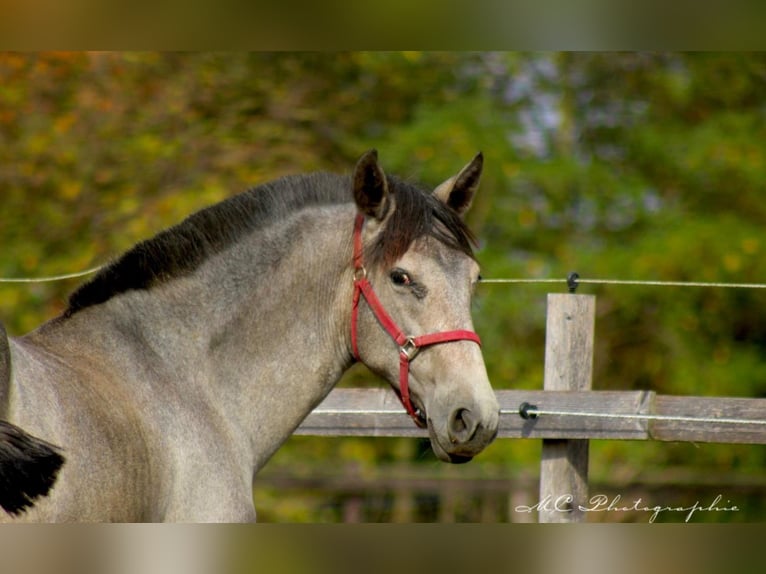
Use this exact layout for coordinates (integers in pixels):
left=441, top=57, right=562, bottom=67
left=350, top=150, right=499, bottom=463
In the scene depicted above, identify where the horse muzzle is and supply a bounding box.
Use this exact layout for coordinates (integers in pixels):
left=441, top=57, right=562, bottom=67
left=427, top=404, right=499, bottom=464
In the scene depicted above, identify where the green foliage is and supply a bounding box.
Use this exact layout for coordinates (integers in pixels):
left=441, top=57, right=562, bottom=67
left=2, top=52, right=764, bottom=521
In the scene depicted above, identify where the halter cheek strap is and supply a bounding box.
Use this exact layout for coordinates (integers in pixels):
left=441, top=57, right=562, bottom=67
left=350, top=213, right=481, bottom=428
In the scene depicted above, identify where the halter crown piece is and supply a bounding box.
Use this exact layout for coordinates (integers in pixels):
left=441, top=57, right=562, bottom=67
left=350, top=213, right=482, bottom=428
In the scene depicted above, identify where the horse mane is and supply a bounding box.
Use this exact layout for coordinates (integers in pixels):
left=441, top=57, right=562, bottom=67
left=64, top=171, right=476, bottom=317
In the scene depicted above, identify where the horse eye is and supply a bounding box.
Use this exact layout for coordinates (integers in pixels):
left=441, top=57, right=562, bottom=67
left=390, top=269, right=412, bottom=286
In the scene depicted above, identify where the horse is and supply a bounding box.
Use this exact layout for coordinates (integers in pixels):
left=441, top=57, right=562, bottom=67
left=0, top=150, right=499, bottom=522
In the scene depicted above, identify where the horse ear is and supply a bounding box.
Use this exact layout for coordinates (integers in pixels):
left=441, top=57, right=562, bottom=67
left=433, top=152, right=483, bottom=217
left=353, top=149, right=390, bottom=220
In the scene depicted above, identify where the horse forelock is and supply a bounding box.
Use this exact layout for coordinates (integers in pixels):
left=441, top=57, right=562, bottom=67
left=367, top=176, right=477, bottom=268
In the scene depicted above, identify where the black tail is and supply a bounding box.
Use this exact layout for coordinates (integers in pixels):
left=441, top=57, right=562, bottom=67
left=0, top=421, right=64, bottom=516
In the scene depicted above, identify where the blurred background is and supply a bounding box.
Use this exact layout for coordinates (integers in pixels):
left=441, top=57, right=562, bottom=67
left=1, top=52, right=764, bottom=522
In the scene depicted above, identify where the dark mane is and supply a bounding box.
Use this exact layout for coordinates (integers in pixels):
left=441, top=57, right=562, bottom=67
left=65, top=171, right=476, bottom=317
left=65, top=173, right=349, bottom=316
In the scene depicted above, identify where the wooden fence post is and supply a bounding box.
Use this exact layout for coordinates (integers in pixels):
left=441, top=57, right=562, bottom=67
left=538, top=293, right=596, bottom=523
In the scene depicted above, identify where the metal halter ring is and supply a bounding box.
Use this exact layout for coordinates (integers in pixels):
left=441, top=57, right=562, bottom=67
left=353, top=266, right=367, bottom=282
left=400, top=337, right=420, bottom=360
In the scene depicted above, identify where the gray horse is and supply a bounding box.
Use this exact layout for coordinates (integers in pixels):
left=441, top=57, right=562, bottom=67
left=0, top=150, right=499, bottom=522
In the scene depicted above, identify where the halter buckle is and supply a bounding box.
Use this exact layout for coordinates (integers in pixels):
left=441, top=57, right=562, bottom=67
left=400, top=337, right=420, bottom=360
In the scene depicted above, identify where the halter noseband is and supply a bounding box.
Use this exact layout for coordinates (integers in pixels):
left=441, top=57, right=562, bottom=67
left=350, top=213, right=481, bottom=428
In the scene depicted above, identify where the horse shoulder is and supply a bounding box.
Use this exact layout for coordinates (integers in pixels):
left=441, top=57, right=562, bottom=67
left=6, top=329, right=158, bottom=521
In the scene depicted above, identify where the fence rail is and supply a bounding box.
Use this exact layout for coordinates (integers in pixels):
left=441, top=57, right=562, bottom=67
left=297, top=388, right=766, bottom=444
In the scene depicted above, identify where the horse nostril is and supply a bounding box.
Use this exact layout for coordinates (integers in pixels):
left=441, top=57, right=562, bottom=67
left=449, top=408, right=478, bottom=444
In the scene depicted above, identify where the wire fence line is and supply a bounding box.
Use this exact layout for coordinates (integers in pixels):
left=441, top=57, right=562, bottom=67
left=504, top=406, right=766, bottom=427
left=309, top=406, right=766, bottom=428
left=2, top=266, right=766, bottom=290
left=0, top=266, right=103, bottom=283
left=481, top=277, right=766, bottom=290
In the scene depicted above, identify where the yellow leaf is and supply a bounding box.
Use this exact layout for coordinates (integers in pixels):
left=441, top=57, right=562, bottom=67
left=742, top=238, right=759, bottom=255
left=60, top=180, right=82, bottom=200
left=723, top=254, right=741, bottom=273
left=53, top=113, right=76, bottom=135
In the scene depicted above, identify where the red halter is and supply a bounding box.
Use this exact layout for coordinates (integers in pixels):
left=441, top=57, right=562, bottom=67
left=350, top=213, right=482, bottom=428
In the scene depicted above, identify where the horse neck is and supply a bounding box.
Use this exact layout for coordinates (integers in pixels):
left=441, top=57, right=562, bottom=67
left=35, top=205, right=358, bottom=468
left=202, top=205, right=358, bottom=393
left=209, top=207, right=360, bottom=462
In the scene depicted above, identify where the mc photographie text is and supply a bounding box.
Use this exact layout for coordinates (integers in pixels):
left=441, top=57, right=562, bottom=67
left=515, top=493, right=739, bottom=523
